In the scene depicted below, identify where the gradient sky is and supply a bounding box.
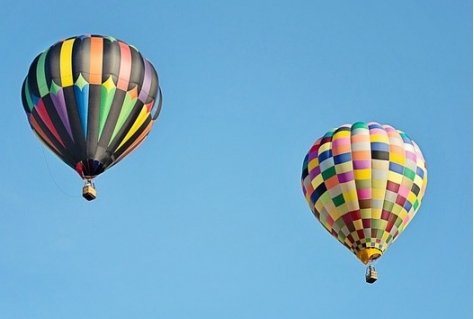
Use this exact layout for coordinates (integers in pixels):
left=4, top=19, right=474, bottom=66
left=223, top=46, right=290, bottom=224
left=0, top=1, right=472, bottom=318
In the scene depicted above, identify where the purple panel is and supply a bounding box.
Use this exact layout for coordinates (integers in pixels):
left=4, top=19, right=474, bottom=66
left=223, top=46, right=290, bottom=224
left=50, top=88, right=74, bottom=141
left=309, top=165, right=321, bottom=180
left=138, top=59, right=152, bottom=103
left=353, top=160, right=371, bottom=169
left=338, top=171, right=354, bottom=183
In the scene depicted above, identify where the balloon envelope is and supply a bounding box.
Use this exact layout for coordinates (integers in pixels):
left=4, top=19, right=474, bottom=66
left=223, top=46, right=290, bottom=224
left=301, top=122, right=427, bottom=264
left=21, top=34, right=162, bottom=180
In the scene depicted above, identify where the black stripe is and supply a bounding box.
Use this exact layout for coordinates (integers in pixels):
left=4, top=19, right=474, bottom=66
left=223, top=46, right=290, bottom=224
left=86, top=85, right=101, bottom=158
left=62, top=86, right=86, bottom=160
left=113, top=115, right=152, bottom=161
left=45, top=43, right=61, bottom=87
left=371, top=150, right=390, bottom=161
left=102, top=38, right=121, bottom=83
left=105, top=100, right=145, bottom=162
left=25, top=55, right=41, bottom=98
left=71, top=36, right=91, bottom=82
left=127, top=45, right=145, bottom=90
left=21, top=79, right=31, bottom=114
left=96, top=89, right=127, bottom=161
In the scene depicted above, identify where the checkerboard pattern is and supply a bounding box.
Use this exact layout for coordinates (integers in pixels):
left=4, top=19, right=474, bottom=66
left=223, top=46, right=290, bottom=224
left=301, top=122, right=427, bottom=263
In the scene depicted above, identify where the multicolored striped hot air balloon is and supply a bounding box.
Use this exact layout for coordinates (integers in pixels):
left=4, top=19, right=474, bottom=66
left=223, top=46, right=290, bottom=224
left=301, top=122, right=428, bottom=283
left=21, top=34, right=162, bottom=200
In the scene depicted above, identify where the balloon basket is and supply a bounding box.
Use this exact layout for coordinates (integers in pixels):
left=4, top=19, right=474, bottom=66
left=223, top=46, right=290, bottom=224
left=82, top=183, right=97, bottom=201
left=365, top=266, right=378, bottom=284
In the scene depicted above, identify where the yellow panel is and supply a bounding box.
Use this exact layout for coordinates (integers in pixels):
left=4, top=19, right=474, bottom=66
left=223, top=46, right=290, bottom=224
left=327, top=205, right=342, bottom=221
left=388, top=171, right=403, bottom=183
left=311, top=174, right=324, bottom=189
left=343, top=188, right=358, bottom=202
left=407, top=192, right=417, bottom=203
left=116, top=105, right=149, bottom=150
left=354, top=169, right=371, bottom=179
left=353, top=219, right=363, bottom=230
left=371, top=208, right=382, bottom=220
left=308, top=158, right=319, bottom=171
left=334, top=129, right=350, bottom=138
left=390, top=153, right=406, bottom=165
left=336, top=161, right=353, bottom=172
left=370, top=134, right=389, bottom=143
left=319, top=142, right=332, bottom=153
left=372, top=188, right=385, bottom=199
left=60, top=39, right=74, bottom=86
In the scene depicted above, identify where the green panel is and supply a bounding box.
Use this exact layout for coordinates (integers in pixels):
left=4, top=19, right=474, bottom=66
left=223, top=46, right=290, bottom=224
left=383, top=200, right=394, bottom=211
left=371, top=219, right=383, bottom=230
left=335, top=218, right=345, bottom=229
left=351, top=122, right=368, bottom=130
left=23, top=81, right=35, bottom=111
left=50, top=81, right=61, bottom=95
left=403, top=167, right=416, bottom=180
left=36, top=50, right=49, bottom=97
left=332, top=193, right=345, bottom=207
left=98, top=85, right=116, bottom=140
left=413, top=199, right=419, bottom=210
left=75, top=73, right=88, bottom=90
left=109, top=91, right=137, bottom=145
left=322, top=166, right=337, bottom=180
left=355, top=179, right=371, bottom=189
left=320, top=191, right=332, bottom=205
left=395, top=218, right=403, bottom=228
left=337, top=230, right=347, bottom=242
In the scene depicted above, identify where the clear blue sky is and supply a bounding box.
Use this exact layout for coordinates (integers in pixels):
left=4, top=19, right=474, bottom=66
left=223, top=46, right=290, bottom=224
left=0, top=1, right=472, bottom=318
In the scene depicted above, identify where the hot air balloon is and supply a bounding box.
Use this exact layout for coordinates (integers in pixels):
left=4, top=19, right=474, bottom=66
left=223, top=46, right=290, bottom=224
left=21, top=34, right=162, bottom=200
left=301, top=122, right=427, bottom=283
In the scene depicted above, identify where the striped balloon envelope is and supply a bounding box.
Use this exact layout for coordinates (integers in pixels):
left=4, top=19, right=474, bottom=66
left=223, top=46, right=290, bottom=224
left=21, top=35, right=162, bottom=189
left=301, top=122, right=428, bottom=264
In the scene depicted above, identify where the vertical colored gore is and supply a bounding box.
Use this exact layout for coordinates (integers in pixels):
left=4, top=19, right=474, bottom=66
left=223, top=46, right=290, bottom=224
left=75, top=159, right=105, bottom=179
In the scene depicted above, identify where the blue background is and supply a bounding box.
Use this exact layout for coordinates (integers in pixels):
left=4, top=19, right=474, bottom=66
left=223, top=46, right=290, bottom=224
left=0, top=1, right=472, bottom=318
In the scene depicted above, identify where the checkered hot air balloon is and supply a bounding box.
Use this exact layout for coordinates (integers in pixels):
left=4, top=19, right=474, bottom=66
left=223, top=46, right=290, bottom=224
left=301, top=122, right=428, bottom=283
left=21, top=35, right=162, bottom=200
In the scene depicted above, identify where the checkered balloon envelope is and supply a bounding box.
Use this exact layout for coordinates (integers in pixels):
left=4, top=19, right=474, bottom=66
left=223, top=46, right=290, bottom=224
left=301, top=122, right=428, bottom=265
